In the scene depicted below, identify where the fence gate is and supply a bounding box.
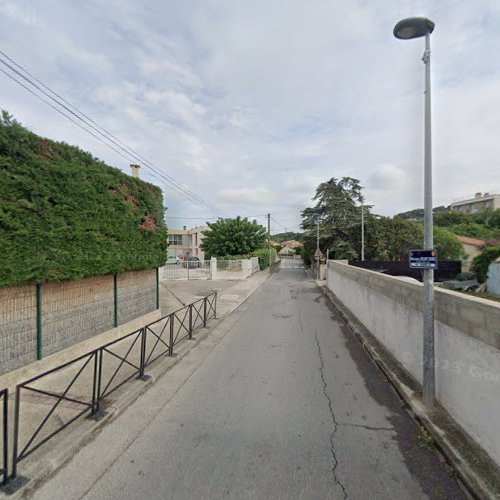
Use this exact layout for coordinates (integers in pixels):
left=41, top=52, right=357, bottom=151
left=162, top=260, right=211, bottom=281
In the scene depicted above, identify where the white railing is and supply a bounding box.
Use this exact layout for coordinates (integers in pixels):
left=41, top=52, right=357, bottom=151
left=161, top=260, right=211, bottom=281
left=162, top=257, right=262, bottom=281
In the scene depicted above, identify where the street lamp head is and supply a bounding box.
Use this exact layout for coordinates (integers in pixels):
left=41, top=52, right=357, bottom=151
left=393, top=17, right=435, bottom=40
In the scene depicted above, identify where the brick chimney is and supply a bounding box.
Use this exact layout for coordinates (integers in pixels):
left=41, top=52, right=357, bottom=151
left=130, top=164, right=140, bottom=178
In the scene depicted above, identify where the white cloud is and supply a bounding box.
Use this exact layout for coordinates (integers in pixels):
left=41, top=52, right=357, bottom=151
left=1, top=0, right=500, bottom=230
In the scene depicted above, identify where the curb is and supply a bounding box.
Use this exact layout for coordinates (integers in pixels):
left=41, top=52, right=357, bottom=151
left=321, top=286, right=500, bottom=500
left=3, top=273, right=275, bottom=499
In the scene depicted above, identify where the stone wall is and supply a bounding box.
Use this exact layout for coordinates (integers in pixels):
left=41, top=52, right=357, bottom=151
left=326, top=260, right=500, bottom=467
left=0, top=269, right=158, bottom=375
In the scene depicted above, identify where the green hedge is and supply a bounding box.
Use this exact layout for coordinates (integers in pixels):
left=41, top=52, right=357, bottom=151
left=0, top=112, right=167, bottom=287
left=471, top=247, right=500, bottom=283
left=252, top=248, right=277, bottom=270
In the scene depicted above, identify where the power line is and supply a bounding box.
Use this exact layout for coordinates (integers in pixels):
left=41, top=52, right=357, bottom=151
left=0, top=51, right=222, bottom=215
left=0, top=51, right=224, bottom=216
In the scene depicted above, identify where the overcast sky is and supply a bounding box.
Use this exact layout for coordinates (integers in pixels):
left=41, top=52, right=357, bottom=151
left=2, top=0, right=500, bottom=233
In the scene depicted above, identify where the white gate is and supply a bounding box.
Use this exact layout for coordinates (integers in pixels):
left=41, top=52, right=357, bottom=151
left=162, top=260, right=211, bottom=281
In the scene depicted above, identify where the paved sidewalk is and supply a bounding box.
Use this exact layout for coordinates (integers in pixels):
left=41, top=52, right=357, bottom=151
left=2, top=270, right=273, bottom=497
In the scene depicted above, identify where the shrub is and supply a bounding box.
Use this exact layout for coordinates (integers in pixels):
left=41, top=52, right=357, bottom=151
left=471, top=247, right=500, bottom=283
left=252, top=248, right=277, bottom=270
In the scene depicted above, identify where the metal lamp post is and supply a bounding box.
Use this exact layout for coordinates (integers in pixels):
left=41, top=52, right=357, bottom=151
left=316, top=215, right=320, bottom=280
left=360, top=195, right=365, bottom=261
left=394, top=16, right=436, bottom=405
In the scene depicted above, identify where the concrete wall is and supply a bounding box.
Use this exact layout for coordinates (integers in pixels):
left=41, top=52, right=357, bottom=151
left=0, top=269, right=158, bottom=375
left=326, top=260, right=500, bottom=467
left=487, top=262, right=500, bottom=296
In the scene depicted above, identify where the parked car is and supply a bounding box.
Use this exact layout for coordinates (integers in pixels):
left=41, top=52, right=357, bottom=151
left=182, top=257, right=201, bottom=268
left=166, top=256, right=181, bottom=265
left=442, top=272, right=480, bottom=292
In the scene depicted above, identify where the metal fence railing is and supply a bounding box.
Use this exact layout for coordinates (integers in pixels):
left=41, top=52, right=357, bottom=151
left=0, top=389, right=8, bottom=486
left=216, top=260, right=243, bottom=271
left=7, top=292, right=217, bottom=483
left=162, top=260, right=211, bottom=281
left=144, top=293, right=216, bottom=362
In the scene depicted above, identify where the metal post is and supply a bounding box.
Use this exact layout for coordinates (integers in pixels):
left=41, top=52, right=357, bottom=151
left=95, top=349, right=103, bottom=415
left=214, top=292, right=217, bottom=319
left=11, top=386, right=21, bottom=479
left=316, top=216, right=320, bottom=280
left=91, top=351, right=98, bottom=416
left=156, top=267, right=160, bottom=310
left=203, top=297, right=207, bottom=327
left=361, top=197, right=365, bottom=261
left=2, top=391, right=8, bottom=485
left=139, top=328, right=147, bottom=377
left=113, top=273, right=118, bottom=328
left=188, top=304, right=193, bottom=340
left=169, top=314, right=175, bottom=356
left=422, top=32, right=435, bottom=405
left=36, top=283, right=42, bottom=360
left=267, top=213, right=271, bottom=269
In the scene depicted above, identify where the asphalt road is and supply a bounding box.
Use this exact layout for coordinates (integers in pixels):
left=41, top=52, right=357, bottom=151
left=36, top=266, right=465, bottom=499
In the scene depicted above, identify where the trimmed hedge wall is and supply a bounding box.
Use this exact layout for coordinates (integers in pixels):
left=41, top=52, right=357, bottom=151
left=0, top=112, right=167, bottom=287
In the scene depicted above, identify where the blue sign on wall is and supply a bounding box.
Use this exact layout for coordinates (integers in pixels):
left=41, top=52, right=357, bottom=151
left=409, top=249, right=438, bottom=269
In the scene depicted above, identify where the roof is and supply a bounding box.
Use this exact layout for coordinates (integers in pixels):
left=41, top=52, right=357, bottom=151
left=457, top=236, right=486, bottom=248
left=280, top=240, right=303, bottom=248
left=485, top=239, right=500, bottom=247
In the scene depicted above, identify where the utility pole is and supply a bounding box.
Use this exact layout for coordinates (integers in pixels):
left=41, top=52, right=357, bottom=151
left=267, top=213, right=271, bottom=269
left=316, top=215, right=320, bottom=280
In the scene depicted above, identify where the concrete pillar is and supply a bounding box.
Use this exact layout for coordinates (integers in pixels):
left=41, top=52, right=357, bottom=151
left=242, top=259, right=251, bottom=278
left=211, top=257, right=217, bottom=280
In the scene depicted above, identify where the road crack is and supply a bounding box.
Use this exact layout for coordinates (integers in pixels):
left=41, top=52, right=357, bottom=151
left=314, top=331, right=348, bottom=499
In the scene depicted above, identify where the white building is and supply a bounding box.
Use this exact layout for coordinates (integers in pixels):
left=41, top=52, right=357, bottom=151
left=450, top=192, right=500, bottom=214
left=167, top=226, right=209, bottom=260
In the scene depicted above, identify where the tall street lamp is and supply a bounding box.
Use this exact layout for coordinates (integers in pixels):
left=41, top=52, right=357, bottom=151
left=315, top=214, right=320, bottom=280
left=394, top=17, right=436, bottom=405
left=360, top=194, right=365, bottom=262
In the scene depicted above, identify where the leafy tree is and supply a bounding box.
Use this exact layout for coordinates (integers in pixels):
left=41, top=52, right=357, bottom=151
left=301, top=177, right=367, bottom=261
left=433, top=227, right=465, bottom=260
left=373, top=217, right=423, bottom=261
left=201, top=217, right=267, bottom=257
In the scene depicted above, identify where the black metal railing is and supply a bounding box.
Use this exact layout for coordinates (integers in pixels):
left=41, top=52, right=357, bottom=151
left=0, top=389, right=8, bottom=485
left=144, top=292, right=217, bottom=362
left=9, top=292, right=217, bottom=481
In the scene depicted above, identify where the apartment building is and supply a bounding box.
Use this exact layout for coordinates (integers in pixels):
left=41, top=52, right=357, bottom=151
left=167, top=226, right=208, bottom=260
left=450, top=192, right=500, bottom=214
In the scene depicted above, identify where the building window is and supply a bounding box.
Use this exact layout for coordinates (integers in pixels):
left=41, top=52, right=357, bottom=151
left=168, top=234, right=183, bottom=245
